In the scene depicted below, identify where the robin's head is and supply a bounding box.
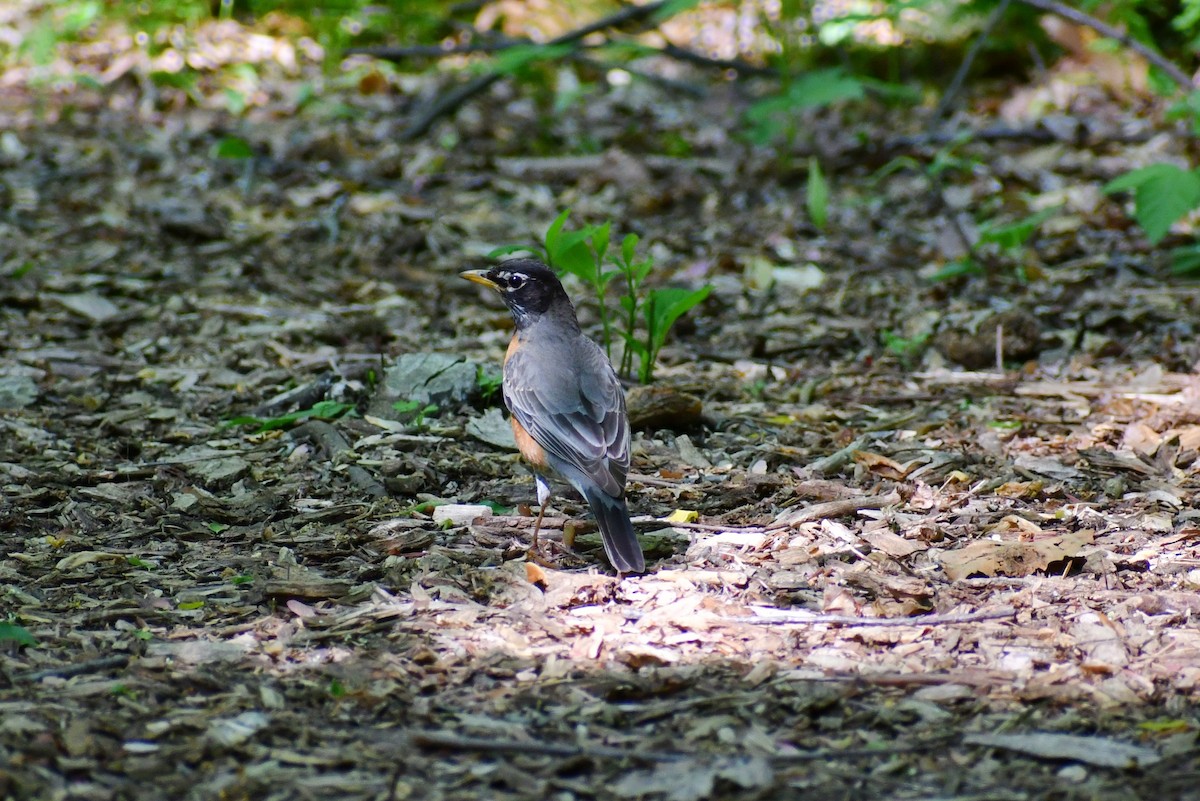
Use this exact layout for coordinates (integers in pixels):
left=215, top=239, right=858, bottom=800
left=460, top=259, right=574, bottom=328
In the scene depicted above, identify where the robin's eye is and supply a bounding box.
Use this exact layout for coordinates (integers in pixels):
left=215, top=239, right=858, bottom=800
left=507, top=275, right=526, bottom=290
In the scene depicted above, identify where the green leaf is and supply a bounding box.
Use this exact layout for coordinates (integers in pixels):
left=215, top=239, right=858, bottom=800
left=807, top=157, right=828, bottom=230
left=488, top=43, right=576, bottom=76
left=208, top=522, right=229, bottom=534
left=223, top=401, right=356, bottom=433
left=478, top=500, right=512, bottom=515
left=177, top=600, right=204, bottom=611
left=487, top=244, right=540, bottom=260
left=1105, top=164, right=1200, bottom=244
left=544, top=209, right=572, bottom=255
left=978, top=206, right=1061, bottom=250
left=927, top=258, right=984, bottom=282
left=0, top=621, right=36, bottom=647
left=1170, top=243, right=1200, bottom=275
left=212, top=136, right=253, bottom=160
left=644, top=286, right=712, bottom=352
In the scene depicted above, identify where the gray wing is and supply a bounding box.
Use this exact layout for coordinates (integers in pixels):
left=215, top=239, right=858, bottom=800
left=504, top=337, right=630, bottom=498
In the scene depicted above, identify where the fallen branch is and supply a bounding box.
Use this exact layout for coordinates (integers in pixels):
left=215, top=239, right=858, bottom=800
left=291, top=420, right=387, bottom=498
left=733, top=606, right=1016, bottom=626
left=16, top=654, right=130, bottom=682
left=396, top=728, right=954, bottom=764
left=769, top=491, right=902, bottom=528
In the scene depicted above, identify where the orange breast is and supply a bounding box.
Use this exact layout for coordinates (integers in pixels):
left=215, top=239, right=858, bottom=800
left=511, top=416, right=550, bottom=471
left=504, top=333, right=521, bottom=366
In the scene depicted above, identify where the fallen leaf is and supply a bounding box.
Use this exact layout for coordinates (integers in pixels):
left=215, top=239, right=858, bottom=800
left=853, top=450, right=908, bottom=480
left=963, top=732, right=1159, bottom=768
left=939, top=530, right=1094, bottom=580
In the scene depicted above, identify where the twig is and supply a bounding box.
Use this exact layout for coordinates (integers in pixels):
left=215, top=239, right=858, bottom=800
left=398, top=0, right=671, bottom=140
left=16, top=654, right=130, bottom=682
left=291, top=420, right=387, bottom=497
left=769, top=491, right=902, bottom=529
left=398, top=729, right=954, bottom=764
left=734, top=606, right=1016, bottom=627
left=932, top=0, right=1012, bottom=123
left=411, top=729, right=687, bottom=762
left=1015, top=0, right=1194, bottom=91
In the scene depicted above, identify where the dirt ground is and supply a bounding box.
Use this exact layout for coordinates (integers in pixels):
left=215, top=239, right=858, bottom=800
left=2, top=23, right=1200, bottom=801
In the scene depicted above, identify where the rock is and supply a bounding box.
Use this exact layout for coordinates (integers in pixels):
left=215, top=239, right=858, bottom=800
left=626, top=385, right=703, bottom=430
left=0, top=372, right=38, bottom=408
left=465, top=407, right=518, bottom=450
left=371, top=353, right=479, bottom=416
left=432, top=504, right=493, bottom=526
left=53, top=293, right=121, bottom=323
left=178, top=446, right=251, bottom=490
left=934, top=309, right=1042, bottom=368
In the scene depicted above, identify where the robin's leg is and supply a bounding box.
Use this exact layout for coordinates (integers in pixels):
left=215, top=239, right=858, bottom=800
left=529, top=475, right=554, bottom=559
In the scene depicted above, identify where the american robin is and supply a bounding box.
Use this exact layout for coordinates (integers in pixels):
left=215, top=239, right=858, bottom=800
left=461, top=259, right=646, bottom=574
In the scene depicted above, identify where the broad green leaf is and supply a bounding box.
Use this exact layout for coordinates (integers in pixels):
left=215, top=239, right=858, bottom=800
left=592, top=222, right=611, bottom=264
left=0, top=621, right=36, bottom=646
left=544, top=208, right=572, bottom=255
left=807, top=157, right=828, bottom=230
left=645, top=286, right=712, bottom=349
left=1106, top=165, right=1200, bottom=244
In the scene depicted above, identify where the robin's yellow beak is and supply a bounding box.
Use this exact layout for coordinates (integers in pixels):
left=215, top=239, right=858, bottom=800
left=460, top=269, right=500, bottom=291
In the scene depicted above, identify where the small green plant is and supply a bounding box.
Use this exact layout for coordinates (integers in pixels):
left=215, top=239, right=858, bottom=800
left=0, top=619, right=36, bottom=647
left=392, top=399, right=438, bottom=427
left=476, top=366, right=503, bottom=401
left=881, top=329, right=930, bottom=366
left=743, top=68, right=865, bottom=147
left=491, top=211, right=711, bottom=383
left=223, top=400, right=356, bottom=432
left=927, top=206, right=1061, bottom=283
left=807, top=156, right=828, bottom=231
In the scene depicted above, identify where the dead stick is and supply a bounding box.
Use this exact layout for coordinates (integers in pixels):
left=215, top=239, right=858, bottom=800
left=403, top=729, right=952, bottom=764
left=932, top=0, right=1012, bottom=123
left=1015, top=0, right=1193, bottom=91
left=291, top=420, right=387, bottom=497
left=733, top=606, right=1016, bottom=627
left=769, top=491, right=902, bottom=528
left=16, top=654, right=130, bottom=682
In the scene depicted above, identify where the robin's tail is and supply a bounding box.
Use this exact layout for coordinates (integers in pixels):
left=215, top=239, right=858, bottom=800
left=583, top=488, right=645, bottom=574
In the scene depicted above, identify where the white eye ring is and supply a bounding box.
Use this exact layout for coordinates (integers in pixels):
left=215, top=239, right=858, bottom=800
left=507, top=274, right=526, bottom=290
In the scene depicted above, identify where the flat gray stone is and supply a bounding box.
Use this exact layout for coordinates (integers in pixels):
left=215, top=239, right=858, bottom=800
left=178, top=446, right=251, bottom=490
left=465, top=407, right=517, bottom=451
left=0, top=373, right=38, bottom=408
left=372, top=353, right=480, bottom=414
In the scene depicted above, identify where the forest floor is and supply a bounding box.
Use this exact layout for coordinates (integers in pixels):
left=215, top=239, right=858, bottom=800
left=2, top=20, right=1200, bottom=801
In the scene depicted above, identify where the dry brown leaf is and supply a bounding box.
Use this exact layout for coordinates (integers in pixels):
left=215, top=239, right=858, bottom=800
left=939, top=530, right=1095, bottom=580
left=861, top=528, right=925, bottom=558
left=853, top=450, right=908, bottom=480
left=994, top=480, right=1044, bottom=499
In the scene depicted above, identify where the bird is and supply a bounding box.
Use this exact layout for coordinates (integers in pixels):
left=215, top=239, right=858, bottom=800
left=460, top=259, right=646, bottom=574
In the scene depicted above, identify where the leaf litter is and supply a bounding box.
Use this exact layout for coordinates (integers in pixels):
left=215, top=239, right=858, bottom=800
left=1, top=12, right=1199, bottom=801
